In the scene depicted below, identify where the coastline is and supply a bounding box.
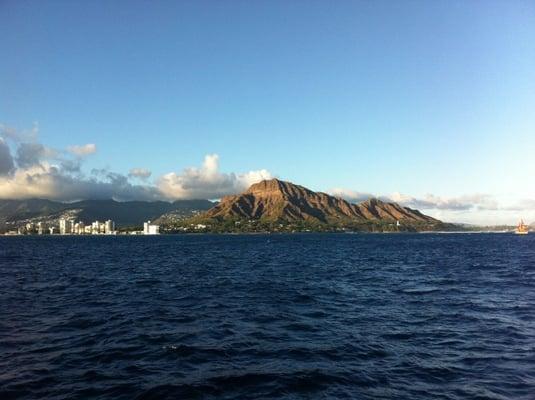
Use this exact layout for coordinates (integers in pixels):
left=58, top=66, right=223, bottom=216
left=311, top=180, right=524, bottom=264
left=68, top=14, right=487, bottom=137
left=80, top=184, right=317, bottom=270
left=2, top=230, right=519, bottom=237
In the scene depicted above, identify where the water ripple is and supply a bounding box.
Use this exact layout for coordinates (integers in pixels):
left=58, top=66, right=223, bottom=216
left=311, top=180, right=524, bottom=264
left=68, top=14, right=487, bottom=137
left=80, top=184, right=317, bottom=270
left=1, top=233, right=535, bottom=399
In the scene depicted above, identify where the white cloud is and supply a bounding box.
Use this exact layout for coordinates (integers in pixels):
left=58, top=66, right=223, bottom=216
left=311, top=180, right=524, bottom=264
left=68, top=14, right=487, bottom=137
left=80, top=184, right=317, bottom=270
left=0, top=153, right=272, bottom=202
left=329, top=188, right=374, bottom=203
left=387, top=192, right=498, bottom=211
left=331, top=186, right=498, bottom=212
left=0, top=163, right=160, bottom=202
left=502, top=199, right=535, bottom=212
left=157, top=154, right=272, bottom=200
left=0, top=122, right=39, bottom=143
left=67, top=143, right=97, bottom=157
left=128, top=168, right=152, bottom=180
left=0, top=125, right=273, bottom=202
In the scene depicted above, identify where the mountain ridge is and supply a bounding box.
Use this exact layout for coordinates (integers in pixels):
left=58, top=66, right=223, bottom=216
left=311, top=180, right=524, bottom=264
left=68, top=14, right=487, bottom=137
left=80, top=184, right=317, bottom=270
left=196, top=179, right=442, bottom=231
left=204, top=178, right=437, bottom=223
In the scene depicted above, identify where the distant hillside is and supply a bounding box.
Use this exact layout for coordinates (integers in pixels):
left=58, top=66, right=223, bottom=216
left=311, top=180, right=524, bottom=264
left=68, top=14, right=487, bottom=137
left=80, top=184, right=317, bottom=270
left=69, top=199, right=213, bottom=226
left=0, top=199, right=66, bottom=221
left=190, top=179, right=446, bottom=232
left=0, top=198, right=214, bottom=230
left=203, top=179, right=436, bottom=223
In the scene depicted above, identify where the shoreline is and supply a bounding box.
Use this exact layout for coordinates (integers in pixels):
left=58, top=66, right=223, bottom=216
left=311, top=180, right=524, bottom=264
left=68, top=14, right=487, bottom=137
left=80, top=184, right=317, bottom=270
left=2, top=230, right=520, bottom=237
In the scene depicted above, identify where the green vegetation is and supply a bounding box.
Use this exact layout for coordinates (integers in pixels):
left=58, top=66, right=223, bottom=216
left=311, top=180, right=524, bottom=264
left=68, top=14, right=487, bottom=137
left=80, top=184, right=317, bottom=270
left=164, top=216, right=458, bottom=234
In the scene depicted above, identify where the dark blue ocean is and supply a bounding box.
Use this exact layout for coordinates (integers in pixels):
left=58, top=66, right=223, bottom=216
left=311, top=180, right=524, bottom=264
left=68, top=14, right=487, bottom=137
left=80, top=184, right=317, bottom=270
left=1, top=233, right=534, bottom=399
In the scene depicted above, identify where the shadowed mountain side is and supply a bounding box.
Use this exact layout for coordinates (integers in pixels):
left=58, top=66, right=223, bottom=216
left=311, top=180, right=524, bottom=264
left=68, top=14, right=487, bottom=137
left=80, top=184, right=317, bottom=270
left=0, top=199, right=214, bottom=228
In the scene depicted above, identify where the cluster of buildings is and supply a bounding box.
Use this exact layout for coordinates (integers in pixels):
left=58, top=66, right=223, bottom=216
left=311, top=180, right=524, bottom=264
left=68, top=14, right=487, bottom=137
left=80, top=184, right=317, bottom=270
left=59, top=219, right=116, bottom=235
left=10, top=219, right=117, bottom=235
left=9, top=221, right=56, bottom=235
left=6, top=219, right=162, bottom=236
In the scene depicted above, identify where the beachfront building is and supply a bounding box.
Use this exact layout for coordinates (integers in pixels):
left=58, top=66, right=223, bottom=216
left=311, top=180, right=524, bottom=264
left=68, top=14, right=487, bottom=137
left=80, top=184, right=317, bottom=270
left=11, top=218, right=116, bottom=236
left=88, top=220, right=116, bottom=235
left=53, top=219, right=117, bottom=235
left=73, top=222, right=85, bottom=235
left=143, top=221, right=160, bottom=235
left=104, top=220, right=115, bottom=234
left=59, top=218, right=75, bottom=235
left=91, top=221, right=101, bottom=234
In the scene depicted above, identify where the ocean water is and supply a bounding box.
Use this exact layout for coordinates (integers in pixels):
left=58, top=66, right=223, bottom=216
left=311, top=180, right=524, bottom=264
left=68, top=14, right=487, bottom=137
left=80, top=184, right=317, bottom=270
left=1, top=233, right=534, bottom=399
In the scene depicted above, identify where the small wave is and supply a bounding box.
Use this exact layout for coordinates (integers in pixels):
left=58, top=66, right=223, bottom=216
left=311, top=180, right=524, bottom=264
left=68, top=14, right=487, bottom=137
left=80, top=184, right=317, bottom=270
left=4, top=233, right=535, bottom=400
left=162, top=344, right=230, bottom=358
left=282, top=322, right=319, bottom=332
left=382, top=332, right=415, bottom=340
left=400, top=286, right=440, bottom=295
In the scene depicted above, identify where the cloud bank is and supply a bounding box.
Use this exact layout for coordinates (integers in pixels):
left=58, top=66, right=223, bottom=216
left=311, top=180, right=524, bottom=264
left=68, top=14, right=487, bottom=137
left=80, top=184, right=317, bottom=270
left=330, top=186, right=535, bottom=225
left=0, top=124, right=273, bottom=202
left=0, top=163, right=159, bottom=201
left=330, top=187, right=500, bottom=212
left=387, top=192, right=499, bottom=212
left=158, top=154, right=272, bottom=200
left=329, top=188, right=375, bottom=204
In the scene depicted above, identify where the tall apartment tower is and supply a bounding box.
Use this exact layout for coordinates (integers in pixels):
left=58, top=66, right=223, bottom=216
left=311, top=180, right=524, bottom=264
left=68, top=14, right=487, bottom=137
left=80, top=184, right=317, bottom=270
left=105, top=220, right=115, bottom=234
left=59, top=219, right=67, bottom=235
left=59, top=218, right=75, bottom=235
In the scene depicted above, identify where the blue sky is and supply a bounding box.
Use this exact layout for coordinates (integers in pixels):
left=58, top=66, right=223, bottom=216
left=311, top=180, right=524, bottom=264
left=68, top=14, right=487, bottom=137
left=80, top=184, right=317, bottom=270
left=1, top=1, right=534, bottom=224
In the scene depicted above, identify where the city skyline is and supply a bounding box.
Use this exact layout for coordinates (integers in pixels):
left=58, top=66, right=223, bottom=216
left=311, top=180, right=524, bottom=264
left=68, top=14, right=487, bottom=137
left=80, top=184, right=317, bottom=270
left=12, top=217, right=163, bottom=236
left=1, top=1, right=534, bottom=225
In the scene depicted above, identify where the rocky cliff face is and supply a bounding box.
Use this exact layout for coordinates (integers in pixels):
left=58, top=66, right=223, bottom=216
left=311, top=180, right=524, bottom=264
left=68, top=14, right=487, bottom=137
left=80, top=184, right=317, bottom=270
left=202, top=179, right=438, bottom=224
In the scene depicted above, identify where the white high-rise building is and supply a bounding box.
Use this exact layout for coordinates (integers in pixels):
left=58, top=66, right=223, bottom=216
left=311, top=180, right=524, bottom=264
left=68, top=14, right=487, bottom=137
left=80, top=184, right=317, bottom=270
left=143, top=221, right=160, bottom=235
left=59, top=218, right=73, bottom=235
left=104, top=220, right=115, bottom=234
